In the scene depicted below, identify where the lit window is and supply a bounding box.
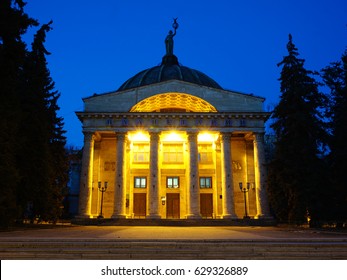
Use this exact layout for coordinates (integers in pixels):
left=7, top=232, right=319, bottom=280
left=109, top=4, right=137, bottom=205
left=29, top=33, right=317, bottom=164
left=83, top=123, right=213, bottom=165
left=167, top=177, right=179, bottom=188
left=133, top=144, right=149, bottom=162
left=134, top=177, right=147, bottom=188
left=200, top=177, right=212, bottom=189
left=163, top=144, right=183, bottom=163
left=198, top=144, right=213, bottom=163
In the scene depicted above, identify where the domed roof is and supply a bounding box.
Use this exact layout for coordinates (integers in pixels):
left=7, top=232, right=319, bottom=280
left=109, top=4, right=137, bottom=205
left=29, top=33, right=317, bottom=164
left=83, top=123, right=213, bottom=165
left=117, top=55, right=223, bottom=91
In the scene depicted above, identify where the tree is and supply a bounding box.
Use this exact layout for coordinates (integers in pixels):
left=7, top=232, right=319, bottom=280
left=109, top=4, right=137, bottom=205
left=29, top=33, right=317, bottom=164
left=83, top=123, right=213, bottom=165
left=268, top=34, right=328, bottom=225
left=17, top=21, right=69, bottom=222
left=321, top=50, right=347, bottom=225
left=0, top=0, right=38, bottom=227
left=0, top=1, right=68, bottom=227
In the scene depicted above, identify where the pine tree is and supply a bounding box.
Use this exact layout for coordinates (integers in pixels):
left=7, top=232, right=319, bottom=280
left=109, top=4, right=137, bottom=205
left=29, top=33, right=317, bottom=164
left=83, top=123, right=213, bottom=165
left=0, top=1, right=68, bottom=226
left=268, top=34, right=328, bottom=225
left=0, top=0, right=38, bottom=227
left=321, top=50, right=347, bottom=225
left=18, top=21, right=69, bottom=222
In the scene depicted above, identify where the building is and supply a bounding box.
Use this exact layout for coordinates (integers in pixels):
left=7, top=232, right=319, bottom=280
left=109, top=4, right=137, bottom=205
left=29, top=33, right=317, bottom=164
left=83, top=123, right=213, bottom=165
left=64, top=148, right=82, bottom=218
left=75, top=24, right=271, bottom=221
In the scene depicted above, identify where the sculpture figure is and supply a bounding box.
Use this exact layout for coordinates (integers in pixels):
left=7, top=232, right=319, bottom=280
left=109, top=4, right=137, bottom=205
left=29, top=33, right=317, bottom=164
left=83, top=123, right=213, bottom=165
left=165, top=18, right=179, bottom=56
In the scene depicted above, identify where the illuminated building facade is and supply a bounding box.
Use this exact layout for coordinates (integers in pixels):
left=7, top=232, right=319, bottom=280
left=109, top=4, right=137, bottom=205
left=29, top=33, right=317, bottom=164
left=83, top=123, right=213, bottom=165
left=76, top=29, right=272, bottom=220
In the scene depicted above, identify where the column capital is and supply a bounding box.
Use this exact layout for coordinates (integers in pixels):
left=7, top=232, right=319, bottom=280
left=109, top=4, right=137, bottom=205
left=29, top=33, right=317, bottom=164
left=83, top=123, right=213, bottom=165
left=253, top=132, right=265, bottom=143
left=116, top=132, right=127, bottom=141
left=220, top=132, right=232, bottom=142
left=83, top=131, right=95, bottom=142
left=149, top=131, right=160, bottom=142
left=187, top=131, right=198, bottom=141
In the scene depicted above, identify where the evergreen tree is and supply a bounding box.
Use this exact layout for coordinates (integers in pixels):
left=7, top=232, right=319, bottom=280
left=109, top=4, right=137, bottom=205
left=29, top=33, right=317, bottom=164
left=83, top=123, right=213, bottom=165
left=268, top=34, right=328, bottom=225
left=18, top=21, right=69, bottom=222
left=0, top=0, right=37, bottom=227
left=0, top=1, right=68, bottom=226
left=321, top=50, right=347, bottom=225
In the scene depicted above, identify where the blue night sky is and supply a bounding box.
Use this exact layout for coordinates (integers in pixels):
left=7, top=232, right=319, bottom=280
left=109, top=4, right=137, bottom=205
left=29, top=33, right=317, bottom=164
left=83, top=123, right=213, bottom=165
left=23, top=0, right=347, bottom=148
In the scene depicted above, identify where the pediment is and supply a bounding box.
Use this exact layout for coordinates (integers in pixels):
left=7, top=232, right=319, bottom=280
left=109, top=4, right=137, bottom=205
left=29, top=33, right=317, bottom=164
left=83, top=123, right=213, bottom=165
left=83, top=80, right=265, bottom=113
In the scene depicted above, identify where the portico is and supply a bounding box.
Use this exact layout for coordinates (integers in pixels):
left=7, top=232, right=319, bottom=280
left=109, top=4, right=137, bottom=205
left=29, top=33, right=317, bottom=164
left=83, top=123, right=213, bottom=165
left=76, top=107, right=271, bottom=220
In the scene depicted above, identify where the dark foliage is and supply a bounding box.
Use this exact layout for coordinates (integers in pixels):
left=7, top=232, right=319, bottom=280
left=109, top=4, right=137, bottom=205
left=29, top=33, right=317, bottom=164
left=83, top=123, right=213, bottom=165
left=268, top=34, right=329, bottom=225
left=321, top=50, right=347, bottom=225
left=0, top=0, right=37, bottom=227
left=0, top=1, right=68, bottom=227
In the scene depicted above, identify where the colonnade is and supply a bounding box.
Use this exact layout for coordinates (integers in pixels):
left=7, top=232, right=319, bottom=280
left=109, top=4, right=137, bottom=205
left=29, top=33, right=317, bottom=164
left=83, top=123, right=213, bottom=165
left=77, top=131, right=271, bottom=219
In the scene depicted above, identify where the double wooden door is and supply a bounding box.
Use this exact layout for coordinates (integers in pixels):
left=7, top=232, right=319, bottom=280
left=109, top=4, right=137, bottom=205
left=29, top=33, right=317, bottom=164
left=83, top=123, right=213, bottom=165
left=133, top=193, right=146, bottom=218
left=166, top=193, right=180, bottom=219
left=200, top=193, right=213, bottom=218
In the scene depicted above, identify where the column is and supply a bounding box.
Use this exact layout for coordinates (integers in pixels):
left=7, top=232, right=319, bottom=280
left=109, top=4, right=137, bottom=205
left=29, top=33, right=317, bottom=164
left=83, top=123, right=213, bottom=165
left=147, top=132, right=161, bottom=218
left=112, top=132, right=127, bottom=218
left=253, top=132, right=272, bottom=218
left=221, top=133, right=237, bottom=218
left=186, top=132, right=201, bottom=218
left=77, top=132, right=95, bottom=218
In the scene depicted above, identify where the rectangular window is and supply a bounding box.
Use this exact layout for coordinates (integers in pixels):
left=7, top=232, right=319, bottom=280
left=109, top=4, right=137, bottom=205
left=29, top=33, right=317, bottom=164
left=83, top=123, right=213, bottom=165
left=133, top=144, right=149, bottom=163
left=167, top=177, right=179, bottom=189
left=134, top=177, right=147, bottom=188
left=200, top=177, right=212, bottom=189
left=163, top=144, right=183, bottom=163
left=198, top=144, right=213, bottom=163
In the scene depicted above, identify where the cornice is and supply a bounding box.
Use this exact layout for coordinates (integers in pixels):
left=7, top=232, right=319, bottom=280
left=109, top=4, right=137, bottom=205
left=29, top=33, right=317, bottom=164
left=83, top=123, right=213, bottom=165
left=76, top=111, right=270, bottom=121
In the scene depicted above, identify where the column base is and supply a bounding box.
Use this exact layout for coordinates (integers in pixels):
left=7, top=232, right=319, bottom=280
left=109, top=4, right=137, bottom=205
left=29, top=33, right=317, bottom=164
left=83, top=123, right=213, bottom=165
left=222, top=214, right=238, bottom=219
left=185, top=214, right=202, bottom=219
left=75, top=214, right=91, bottom=219
left=254, top=214, right=273, bottom=219
left=146, top=214, right=161, bottom=219
left=111, top=214, right=127, bottom=219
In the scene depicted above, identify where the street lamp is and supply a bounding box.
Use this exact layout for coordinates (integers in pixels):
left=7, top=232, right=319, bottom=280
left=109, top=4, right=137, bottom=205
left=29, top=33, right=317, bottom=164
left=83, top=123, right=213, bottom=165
left=239, top=182, right=250, bottom=219
left=97, top=181, right=108, bottom=218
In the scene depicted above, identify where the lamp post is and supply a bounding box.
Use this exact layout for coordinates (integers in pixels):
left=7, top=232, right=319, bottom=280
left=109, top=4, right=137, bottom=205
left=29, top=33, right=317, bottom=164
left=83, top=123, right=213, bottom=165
left=97, top=181, right=108, bottom=218
left=239, top=182, right=250, bottom=219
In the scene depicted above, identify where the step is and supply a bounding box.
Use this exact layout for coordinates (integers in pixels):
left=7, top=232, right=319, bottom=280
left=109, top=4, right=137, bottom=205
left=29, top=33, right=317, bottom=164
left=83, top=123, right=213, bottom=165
left=71, top=218, right=277, bottom=226
left=1, top=239, right=346, bottom=259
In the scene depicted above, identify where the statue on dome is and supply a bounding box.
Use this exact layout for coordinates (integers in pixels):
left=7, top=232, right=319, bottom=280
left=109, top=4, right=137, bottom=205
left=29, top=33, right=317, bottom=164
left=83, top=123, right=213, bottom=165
left=165, top=18, right=179, bottom=56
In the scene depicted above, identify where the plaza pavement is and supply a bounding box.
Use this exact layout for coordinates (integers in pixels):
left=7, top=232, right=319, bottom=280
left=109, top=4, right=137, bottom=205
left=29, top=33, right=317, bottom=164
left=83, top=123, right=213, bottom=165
left=0, top=224, right=346, bottom=240
left=1, top=225, right=347, bottom=259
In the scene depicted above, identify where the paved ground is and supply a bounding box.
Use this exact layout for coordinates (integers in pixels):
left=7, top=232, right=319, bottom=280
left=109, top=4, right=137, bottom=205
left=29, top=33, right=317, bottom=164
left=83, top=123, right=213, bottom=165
left=1, top=225, right=347, bottom=260
left=1, top=225, right=346, bottom=241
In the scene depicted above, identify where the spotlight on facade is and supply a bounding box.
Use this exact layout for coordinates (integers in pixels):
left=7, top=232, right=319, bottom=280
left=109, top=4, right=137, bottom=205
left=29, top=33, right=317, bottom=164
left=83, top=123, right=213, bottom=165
left=129, top=131, right=149, bottom=142
left=163, top=131, right=183, bottom=142
left=198, top=132, right=216, bottom=142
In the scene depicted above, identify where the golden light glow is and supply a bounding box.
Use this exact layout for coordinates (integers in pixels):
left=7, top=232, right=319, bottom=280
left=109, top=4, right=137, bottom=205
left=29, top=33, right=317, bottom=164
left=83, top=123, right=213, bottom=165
left=129, top=131, right=219, bottom=143
left=128, top=131, right=149, bottom=142
left=198, top=132, right=218, bottom=143
left=130, top=92, right=218, bottom=112
left=161, top=131, right=185, bottom=142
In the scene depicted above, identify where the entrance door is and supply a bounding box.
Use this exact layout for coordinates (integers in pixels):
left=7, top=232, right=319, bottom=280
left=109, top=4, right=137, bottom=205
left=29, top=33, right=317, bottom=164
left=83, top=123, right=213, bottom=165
left=200, top=194, right=213, bottom=218
left=166, top=193, right=180, bottom=219
left=133, top=193, right=146, bottom=218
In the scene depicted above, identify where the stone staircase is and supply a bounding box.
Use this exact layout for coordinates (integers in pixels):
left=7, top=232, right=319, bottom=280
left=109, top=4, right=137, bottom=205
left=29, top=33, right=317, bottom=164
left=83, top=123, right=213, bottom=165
left=72, top=218, right=277, bottom=226
left=1, top=239, right=347, bottom=259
